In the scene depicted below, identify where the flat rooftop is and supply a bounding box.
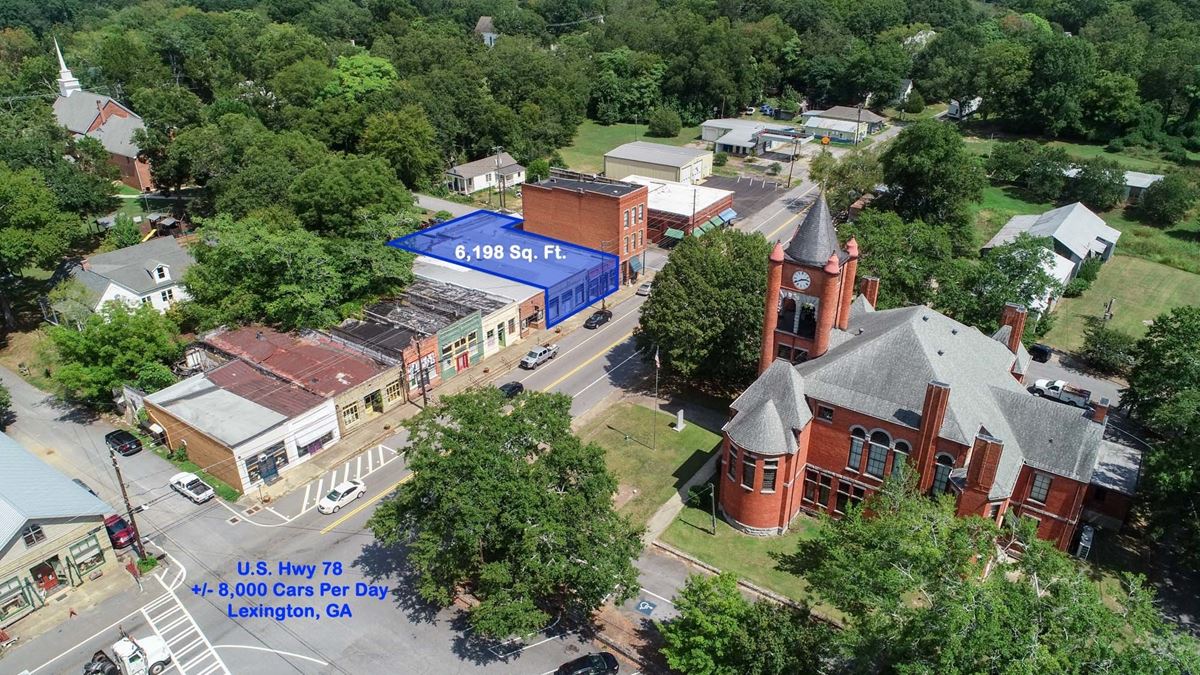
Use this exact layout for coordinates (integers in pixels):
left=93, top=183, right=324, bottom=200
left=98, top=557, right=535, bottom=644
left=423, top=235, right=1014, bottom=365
left=331, top=319, right=419, bottom=360
left=621, top=175, right=733, bottom=217
left=413, top=256, right=540, bottom=303
left=389, top=210, right=618, bottom=327
left=527, top=176, right=643, bottom=197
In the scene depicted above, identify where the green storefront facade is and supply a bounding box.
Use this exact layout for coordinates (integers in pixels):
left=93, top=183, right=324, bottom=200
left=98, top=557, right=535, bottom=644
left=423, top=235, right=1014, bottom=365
left=436, top=311, right=484, bottom=380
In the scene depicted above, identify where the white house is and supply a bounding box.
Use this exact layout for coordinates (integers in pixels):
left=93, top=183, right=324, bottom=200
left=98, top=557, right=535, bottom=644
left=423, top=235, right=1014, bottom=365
left=947, top=97, right=982, bottom=120
left=474, top=16, right=499, bottom=47
left=983, top=202, right=1122, bottom=292
left=700, top=118, right=803, bottom=155
left=445, top=152, right=525, bottom=195
left=66, top=236, right=193, bottom=314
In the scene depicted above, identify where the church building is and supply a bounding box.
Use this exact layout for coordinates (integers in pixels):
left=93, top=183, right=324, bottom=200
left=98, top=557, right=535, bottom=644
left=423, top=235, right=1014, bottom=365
left=718, top=195, right=1139, bottom=551
left=51, top=40, right=154, bottom=192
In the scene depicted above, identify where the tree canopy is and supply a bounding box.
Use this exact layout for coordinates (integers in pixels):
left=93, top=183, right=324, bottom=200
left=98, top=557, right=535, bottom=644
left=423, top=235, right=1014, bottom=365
left=636, top=229, right=771, bottom=386
left=1123, top=305, right=1200, bottom=438
left=368, top=389, right=641, bottom=639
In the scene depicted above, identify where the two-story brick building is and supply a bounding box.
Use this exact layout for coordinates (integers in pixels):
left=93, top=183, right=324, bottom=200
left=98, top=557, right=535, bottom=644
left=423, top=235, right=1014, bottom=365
left=718, top=194, right=1139, bottom=551
left=521, top=172, right=650, bottom=285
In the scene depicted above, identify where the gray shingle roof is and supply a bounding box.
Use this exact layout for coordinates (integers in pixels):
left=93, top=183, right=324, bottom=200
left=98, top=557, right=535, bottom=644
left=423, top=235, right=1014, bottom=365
left=0, top=431, right=110, bottom=547
left=53, top=92, right=144, bottom=158
left=806, top=105, right=885, bottom=124
left=447, top=152, right=522, bottom=180
left=784, top=193, right=841, bottom=266
left=83, top=237, right=194, bottom=295
left=725, top=359, right=809, bottom=456
left=604, top=141, right=710, bottom=168
left=726, top=304, right=1107, bottom=500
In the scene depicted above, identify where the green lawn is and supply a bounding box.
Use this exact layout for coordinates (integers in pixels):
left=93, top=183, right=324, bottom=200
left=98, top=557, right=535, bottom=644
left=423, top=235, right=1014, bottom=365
left=882, top=102, right=949, bottom=121
left=662, top=497, right=837, bottom=614
left=114, top=196, right=176, bottom=222
left=559, top=120, right=703, bottom=174
left=970, top=185, right=1055, bottom=245
left=578, top=402, right=720, bottom=529
left=1042, top=254, right=1200, bottom=351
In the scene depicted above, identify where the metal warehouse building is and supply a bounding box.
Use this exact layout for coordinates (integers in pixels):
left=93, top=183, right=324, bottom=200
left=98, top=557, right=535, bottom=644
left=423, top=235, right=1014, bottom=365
left=603, top=141, right=713, bottom=184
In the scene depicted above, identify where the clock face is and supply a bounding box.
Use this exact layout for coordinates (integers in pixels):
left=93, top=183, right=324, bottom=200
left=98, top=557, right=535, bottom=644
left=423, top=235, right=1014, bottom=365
left=791, top=270, right=812, bottom=289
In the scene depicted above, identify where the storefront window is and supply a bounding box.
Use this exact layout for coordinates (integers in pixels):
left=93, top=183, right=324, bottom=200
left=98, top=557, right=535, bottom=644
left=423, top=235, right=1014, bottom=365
left=0, top=576, right=29, bottom=621
left=384, top=379, right=404, bottom=402
left=299, top=431, right=335, bottom=457
left=70, top=534, right=105, bottom=574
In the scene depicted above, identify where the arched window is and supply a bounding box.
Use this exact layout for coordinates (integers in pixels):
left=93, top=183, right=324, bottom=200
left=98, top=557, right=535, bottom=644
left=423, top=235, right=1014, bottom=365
left=891, top=441, right=910, bottom=478
left=866, top=431, right=890, bottom=478
left=847, top=428, right=867, bottom=471
left=780, top=297, right=797, bottom=334
left=931, top=453, right=954, bottom=495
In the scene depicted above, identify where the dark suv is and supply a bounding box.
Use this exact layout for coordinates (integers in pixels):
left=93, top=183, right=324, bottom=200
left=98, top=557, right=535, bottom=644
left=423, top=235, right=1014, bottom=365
left=498, top=381, right=525, bottom=398
left=556, top=653, right=618, bottom=675
left=105, top=430, right=142, bottom=456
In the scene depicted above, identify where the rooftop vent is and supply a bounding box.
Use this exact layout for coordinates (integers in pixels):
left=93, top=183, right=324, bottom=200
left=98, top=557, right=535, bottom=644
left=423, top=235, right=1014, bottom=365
left=923, top=315, right=929, bottom=321
left=937, top=349, right=944, bottom=356
left=951, top=328, right=958, bottom=335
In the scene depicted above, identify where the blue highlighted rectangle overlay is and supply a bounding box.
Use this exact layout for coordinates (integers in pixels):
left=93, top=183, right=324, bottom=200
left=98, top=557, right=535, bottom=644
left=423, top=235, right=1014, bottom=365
left=388, top=210, right=619, bottom=328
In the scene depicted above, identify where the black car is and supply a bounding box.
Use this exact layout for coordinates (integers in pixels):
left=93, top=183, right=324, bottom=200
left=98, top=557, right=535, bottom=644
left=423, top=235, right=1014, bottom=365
left=556, top=652, right=619, bottom=675
left=105, top=430, right=142, bottom=456
left=1029, top=343, right=1052, bottom=363
left=584, top=309, right=613, bottom=329
left=498, top=381, right=525, bottom=398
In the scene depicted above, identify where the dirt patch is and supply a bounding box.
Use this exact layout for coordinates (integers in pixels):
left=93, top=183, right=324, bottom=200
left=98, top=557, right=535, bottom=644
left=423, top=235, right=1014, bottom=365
left=0, top=328, right=57, bottom=390
left=613, top=484, right=639, bottom=511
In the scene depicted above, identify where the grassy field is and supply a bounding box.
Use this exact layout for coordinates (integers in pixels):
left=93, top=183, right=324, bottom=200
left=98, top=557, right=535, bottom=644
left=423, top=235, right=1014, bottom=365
left=882, top=102, right=949, bottom=121
left=115, top=196, right=176, bottom=221
left=578, top=402, right=720, bottom=529
left=970, top=185, right=1055, bottom=244
left=963, top=136, right=1180, bottom=173
left=1042, top=254, right=1200, bottom=350
left=661, top=496, right=836, bottom=613
left=559, top=120, right=703, bottom=174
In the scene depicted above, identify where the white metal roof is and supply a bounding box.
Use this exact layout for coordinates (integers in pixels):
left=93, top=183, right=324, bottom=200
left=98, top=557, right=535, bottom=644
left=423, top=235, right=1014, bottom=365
left=0, top=432, right=110, bottom=547
left=604, top=141, right=710, bottom=168
left=412, top=256, right=540, bottom=303
left=804, top=117, right=861, bottom=133
left=620, top=175, right=733, bottom=217
left=145, top=373, right=287, bottom=447
left=984, top=202, right=1121, bottom=260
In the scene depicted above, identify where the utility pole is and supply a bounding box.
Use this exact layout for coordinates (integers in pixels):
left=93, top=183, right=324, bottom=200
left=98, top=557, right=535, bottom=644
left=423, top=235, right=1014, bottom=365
left=493, top=146, right=505, bottom=211
left=108, top=447, right=147, bottom=560
left=856, top=101, right=864, bottom=146
left=414, top=339, right=430, bottom=407
left=785, top=135, right=800, bottom=187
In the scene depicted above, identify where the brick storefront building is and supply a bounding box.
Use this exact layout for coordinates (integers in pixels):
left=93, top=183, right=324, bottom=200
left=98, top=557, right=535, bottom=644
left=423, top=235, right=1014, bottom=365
left=521, top=173, right=650, bottom=285
left=718, top=194, right=1138, bottom=551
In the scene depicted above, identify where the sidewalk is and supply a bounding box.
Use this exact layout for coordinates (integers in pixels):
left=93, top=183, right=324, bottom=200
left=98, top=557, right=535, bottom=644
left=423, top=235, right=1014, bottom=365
left=246, top=277, right=651, bottom=507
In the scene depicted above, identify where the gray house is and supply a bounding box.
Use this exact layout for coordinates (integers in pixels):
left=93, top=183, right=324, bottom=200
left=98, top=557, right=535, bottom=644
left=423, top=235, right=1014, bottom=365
left=445, top=152, right=525, bottom=195
left=59, top=237, right=195, bottom=316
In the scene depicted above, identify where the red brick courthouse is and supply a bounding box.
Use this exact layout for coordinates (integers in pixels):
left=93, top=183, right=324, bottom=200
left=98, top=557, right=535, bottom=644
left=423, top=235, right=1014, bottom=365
left=718, top=195, right=1139, bottom=551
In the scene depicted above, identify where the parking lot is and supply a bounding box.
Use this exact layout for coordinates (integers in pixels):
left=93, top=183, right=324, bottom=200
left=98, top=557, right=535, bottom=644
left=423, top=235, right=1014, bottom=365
left=701, top=175, right=787, bottom=219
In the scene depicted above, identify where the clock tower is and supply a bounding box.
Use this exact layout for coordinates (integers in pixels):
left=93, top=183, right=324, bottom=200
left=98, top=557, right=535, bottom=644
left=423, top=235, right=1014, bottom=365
left=759, top=192, right=858, bottom=374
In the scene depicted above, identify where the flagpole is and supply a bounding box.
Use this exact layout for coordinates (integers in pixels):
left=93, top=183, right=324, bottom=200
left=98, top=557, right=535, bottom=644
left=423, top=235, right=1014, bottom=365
left=653, top=347, right=660, bottom=451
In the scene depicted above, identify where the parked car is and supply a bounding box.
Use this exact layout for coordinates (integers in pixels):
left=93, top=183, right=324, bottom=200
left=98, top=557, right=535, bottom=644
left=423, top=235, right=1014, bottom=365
left=317, top=479, right=365, bottom=514
left=1029, top=343, right=1052, bottom=363
left=584, top=309, right=613, bottom=329
left=104, top=514, right=136, bottom=550
left=73, top=478, right=99, bottom=498
left=520, top=344, right=559, bottom=369
left=741, top=106, right=756, bottom=115
left=104, top=430, right=142, bottom=457
left=1032, top=379, right=1091, bottom=407
left=636, top=282, right=652, bottom=297
left=556, top=652, right=619, bottom=675
left=169, top=472, right=215, bottom=504
left=498, top=381, right=524, bottom=398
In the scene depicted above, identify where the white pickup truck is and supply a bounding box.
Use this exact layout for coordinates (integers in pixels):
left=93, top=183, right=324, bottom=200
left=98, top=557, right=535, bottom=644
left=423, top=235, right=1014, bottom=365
left=520, top=344, right=559, bottom=369
left=1032, top=379, right=1091, bottom=407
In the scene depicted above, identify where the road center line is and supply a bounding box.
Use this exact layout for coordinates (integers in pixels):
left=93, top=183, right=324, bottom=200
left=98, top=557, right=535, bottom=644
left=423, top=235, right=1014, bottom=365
left=572, top=347, right=645, bottom=399
left=319, top=473, right=412, bottom=535
left=542, top=330, right=635, bottom=392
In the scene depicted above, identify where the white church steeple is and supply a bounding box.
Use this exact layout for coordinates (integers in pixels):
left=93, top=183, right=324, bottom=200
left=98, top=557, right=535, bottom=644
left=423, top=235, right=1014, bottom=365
left=54, top=38, right=81, bottom=98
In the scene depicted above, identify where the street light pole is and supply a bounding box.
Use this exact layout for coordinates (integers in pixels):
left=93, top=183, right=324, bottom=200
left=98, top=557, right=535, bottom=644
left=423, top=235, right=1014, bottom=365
left=414, top=339, right=429, bottom=407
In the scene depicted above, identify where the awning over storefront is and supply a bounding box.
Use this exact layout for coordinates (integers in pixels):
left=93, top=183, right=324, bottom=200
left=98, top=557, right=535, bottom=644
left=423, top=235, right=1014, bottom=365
left=664, top=228, right=685, bottom=239
left=629, top=256, right=643, bottom=272
left=692, top=227, right=706, bottom=237
left=719, top=208, right=738, bottom=222
left=706, top=216, right=722, bottom=229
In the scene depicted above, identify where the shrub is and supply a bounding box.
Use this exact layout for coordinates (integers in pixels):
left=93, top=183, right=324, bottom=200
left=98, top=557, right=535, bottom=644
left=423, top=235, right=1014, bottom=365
left=1106, top=137, right=1126, bottom=152
left=1065, top=158, right=1125, bottom=211
left=902, top=91, right=925, bottom=114
left=1080, top=317, right=1137, bottom=375
left=713, top=152, right=729, bottom=167
left=986, top=140, right=1039, bottom=183
left=1063, top=278, right=1090, bottom=297
left=767, top=162, right=782, bottom=175
left=1140, top=172, right=1198, bottom=226
left=526, top=158, right=550, bottom=182
left=1077, top=256, right=1102, bottom=283
left=647, top=107, right=682, bottom=138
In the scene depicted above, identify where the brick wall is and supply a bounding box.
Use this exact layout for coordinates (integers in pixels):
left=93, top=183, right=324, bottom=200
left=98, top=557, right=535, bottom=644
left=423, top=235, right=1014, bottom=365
left=145, top=401, right=245, bottom=493
left=522, top=183, right=649, bottom=282
left=1008, top=466, right=1089, bottom=550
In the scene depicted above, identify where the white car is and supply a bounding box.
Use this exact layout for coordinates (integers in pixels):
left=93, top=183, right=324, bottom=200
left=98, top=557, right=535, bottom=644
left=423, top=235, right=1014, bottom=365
left=169, top=472, right=215, bottom=504
left=637, top=282, right=652, bottom=297
left=318, top=479, right=365, bottom=514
